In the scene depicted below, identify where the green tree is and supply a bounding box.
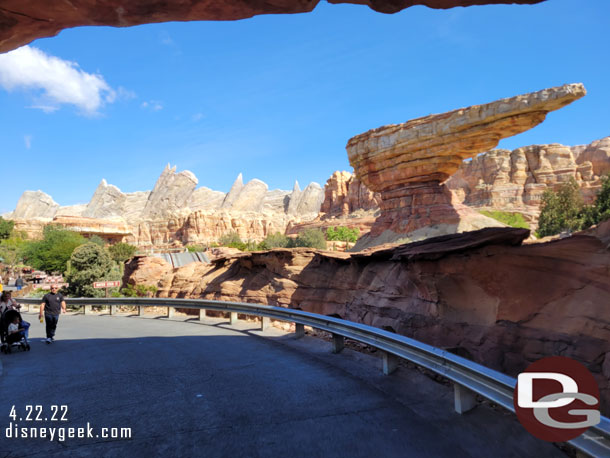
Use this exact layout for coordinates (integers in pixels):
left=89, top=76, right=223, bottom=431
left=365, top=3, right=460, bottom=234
left=108, top=242, right=137, bottom=264
left=326, top=226, right=360, bottom=243
left=65, top=243, right=117, bottom=297
left=0, top=217, right=14, bottom=240
left=258, top=232, right=290, bottom=250
left=22, top=225, right=86, bottom=273
left=594, top=174, right=610, bottom=223
left=291, top=229, right=327, bottom=249
left=219, top=231, right=247, bottom=250
left=0, top=231, right=29, bottom=268
left=88, top=235, right=106, bottom=246
left=537, top=179, right=586, bottom=237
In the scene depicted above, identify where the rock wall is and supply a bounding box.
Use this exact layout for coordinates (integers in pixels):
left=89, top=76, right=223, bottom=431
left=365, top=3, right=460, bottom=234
left=124, top=223, right=610, bottom=413
left=0, top=0, right=546, bottom=54
left=446, top=136, right=610, bottom=223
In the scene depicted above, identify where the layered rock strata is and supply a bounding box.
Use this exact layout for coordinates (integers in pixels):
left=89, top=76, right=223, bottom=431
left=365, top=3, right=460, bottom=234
left=0, top=1, right=546, bottom=54
left=347, top=83, right=586, bottom=248
left=447, top=136, right=610, bottom=223
left=124, top=222, right=610, bottom=413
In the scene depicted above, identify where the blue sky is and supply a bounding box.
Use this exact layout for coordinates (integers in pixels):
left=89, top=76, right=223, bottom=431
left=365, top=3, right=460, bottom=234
left=1, top=0, right=608, bottom=213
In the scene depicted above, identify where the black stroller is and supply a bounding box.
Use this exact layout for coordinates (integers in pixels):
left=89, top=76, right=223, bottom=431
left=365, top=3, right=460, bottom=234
left=1, top=308, right=31, bottom=353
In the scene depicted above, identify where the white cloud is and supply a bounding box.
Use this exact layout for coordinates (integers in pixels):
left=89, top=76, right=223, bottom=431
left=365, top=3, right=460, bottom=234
left=141, top=100, right=163, bottom=111
left=0, top=45, right=117, bottom=115
left=24, top=135, right=32, bottom=149
left=192, top=113, right=204, bottom=122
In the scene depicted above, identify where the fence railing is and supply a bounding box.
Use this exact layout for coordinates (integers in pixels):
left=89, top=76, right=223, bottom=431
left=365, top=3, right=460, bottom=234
left=18, top=296, right=610, bottom=457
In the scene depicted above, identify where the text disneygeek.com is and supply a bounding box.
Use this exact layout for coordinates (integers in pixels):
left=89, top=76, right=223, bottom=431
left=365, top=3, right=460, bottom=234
left=5, top=405, right=131, bottom=442
left=5, top=422, right=132, bottom=442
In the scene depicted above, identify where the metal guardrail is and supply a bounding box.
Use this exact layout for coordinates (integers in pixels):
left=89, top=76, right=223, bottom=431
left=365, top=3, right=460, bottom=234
left=19, top=296, right=610, bottom=457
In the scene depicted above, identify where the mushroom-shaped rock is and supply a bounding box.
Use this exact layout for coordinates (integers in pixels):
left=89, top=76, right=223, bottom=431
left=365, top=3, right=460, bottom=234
left=347, top=83, right=586, bottom=248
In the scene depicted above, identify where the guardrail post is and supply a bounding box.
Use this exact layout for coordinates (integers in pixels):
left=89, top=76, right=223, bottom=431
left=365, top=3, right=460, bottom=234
left=167, top=307, right=175, bottom=319
left=332, top=333, right=344, bottom=354
left=454, top=384, right=477, bottom=414
left=294, top=323, right=305, bottom=339
left=229, top=312, right=237, bottom=325
left=84, top=305, right=92, bottom=315
left=199, top=309, right=206, bottom=321
left=382, top=352, right=398, bottom=375
left=23, top=304, right=30, bottom=313
left=260, top=316, right=270, bottom=331
left=110, top=305, right=118, bottom=315
left=137, top=306, right=143, bottom=316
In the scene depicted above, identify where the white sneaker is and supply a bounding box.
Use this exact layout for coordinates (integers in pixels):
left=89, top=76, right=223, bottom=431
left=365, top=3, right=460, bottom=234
left=45, top=338, right=52, bottom=344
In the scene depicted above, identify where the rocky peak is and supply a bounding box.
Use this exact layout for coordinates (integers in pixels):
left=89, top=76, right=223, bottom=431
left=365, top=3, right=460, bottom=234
left=141, top=164, right=198, bottom=219
left=12, top=190, right=59, bottom=219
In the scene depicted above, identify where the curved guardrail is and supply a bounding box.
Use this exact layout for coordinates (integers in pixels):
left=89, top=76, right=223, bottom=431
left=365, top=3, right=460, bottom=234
left=18, top=296, right=610, bottom=457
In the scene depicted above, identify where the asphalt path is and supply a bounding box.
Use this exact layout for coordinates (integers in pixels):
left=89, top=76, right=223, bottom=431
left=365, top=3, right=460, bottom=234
left=0, top=311, right=563, bottom=457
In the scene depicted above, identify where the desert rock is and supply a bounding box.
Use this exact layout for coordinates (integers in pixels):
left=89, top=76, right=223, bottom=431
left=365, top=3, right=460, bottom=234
left=12, top=190, right=59, bottom=219
left=347, top=83, right=586, bottom=248
left=125, top=224, right=610, bottom=413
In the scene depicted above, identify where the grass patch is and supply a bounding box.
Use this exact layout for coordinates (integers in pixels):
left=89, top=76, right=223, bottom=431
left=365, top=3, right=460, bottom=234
left=479, top=210, right=529, bottom=229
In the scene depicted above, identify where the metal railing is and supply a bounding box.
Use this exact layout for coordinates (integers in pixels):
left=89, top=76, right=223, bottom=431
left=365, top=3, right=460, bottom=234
left=19, top=296, right=610, bottom=457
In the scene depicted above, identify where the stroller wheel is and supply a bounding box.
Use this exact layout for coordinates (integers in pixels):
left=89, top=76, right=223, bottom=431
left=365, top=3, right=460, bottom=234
left=6, top=346, right=11, bottom=354
left=26, top=344, right=31, bottom=351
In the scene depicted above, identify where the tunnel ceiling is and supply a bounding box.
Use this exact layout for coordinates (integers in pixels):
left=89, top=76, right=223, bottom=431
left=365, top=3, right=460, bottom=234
left=0, top=0, right=546, bottom=53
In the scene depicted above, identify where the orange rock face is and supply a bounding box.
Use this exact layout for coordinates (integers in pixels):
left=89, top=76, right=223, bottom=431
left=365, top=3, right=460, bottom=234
left=447, top=137, right=609, bottom=224
left=124, top=224, right=610, bottom=413
left=346, top=84, right=586, bottom=245
left=0, top=0, right=546, bottom=54
left=319, top=171, right=381, bottom=219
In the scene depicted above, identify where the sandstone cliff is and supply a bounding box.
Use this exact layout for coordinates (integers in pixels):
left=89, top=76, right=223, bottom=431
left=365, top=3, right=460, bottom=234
left=124, top=223, right=610, bottom=413
left=446, top=136, right=610, bottom=223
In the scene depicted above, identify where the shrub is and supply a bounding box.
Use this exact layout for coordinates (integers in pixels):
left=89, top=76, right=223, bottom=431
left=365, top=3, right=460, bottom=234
left=258, top=232, right=290, bottom=250
left=479, top=211, right=529, bottom=229
left=65, top=243, right=117, bottom=297
left=326, top=226, right=360, bottom=242
left=186, top=244, right=205, bottom=252
left=219, top=231, right=243, bottom=246
left=121, top=284, right=158, bottom=297
left=291, top=229, right=326, bottom=249
left=109, top=242, right=138, bottom=263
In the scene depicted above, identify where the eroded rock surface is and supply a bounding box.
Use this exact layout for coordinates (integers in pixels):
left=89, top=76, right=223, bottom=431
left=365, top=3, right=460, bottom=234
left=12, top=190, right=59, bottom=219
left=124, top=223, right=610, bottom=413
left=0, top=0, right=547, bottom=54
left=347, top=84, right=586, bottom=248
left=447, top=136, right=609, bottom=224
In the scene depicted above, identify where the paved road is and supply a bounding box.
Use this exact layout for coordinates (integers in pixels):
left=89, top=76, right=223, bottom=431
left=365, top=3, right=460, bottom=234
left=0, top=311, right=562, bottom=457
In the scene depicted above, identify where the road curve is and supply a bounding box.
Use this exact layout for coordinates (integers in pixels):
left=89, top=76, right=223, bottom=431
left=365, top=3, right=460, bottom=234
left=0, top=312, right=562, bottom=457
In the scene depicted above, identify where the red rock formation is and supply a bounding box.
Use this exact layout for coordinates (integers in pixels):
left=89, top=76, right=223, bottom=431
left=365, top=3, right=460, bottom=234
left=0, top=0, right=546, bottom=54
left=124, top=223, right=610, bottom=413
left=320, top=171, right=381, bottom=219
left=447, top=136, right=610, bottom=225
left=347, top=84, right=586, bottom=248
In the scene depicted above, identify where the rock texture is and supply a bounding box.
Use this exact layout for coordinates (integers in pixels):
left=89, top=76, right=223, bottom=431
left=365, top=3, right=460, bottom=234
left=320, top=171, right=381, bottom=219
left=12, top=190, right=59, bottom=219
left=447, top=136, right=610, bottom=223
left=124, top=223, right=610, bottom=413
left=347, top=83, right=586, bottom=248
left=0, top=1, right=546, bottom=54
left=8, top=165, right=325, bottom=246
left=142, top=165, right=198, bottom=219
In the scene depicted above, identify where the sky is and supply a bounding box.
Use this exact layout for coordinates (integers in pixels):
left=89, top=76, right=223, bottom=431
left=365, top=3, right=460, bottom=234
left=1, top=0, right=609, bottom=213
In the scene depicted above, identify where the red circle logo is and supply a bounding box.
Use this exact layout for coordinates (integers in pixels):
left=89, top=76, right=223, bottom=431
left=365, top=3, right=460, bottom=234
left=513, top=356, right=600, bottom=442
